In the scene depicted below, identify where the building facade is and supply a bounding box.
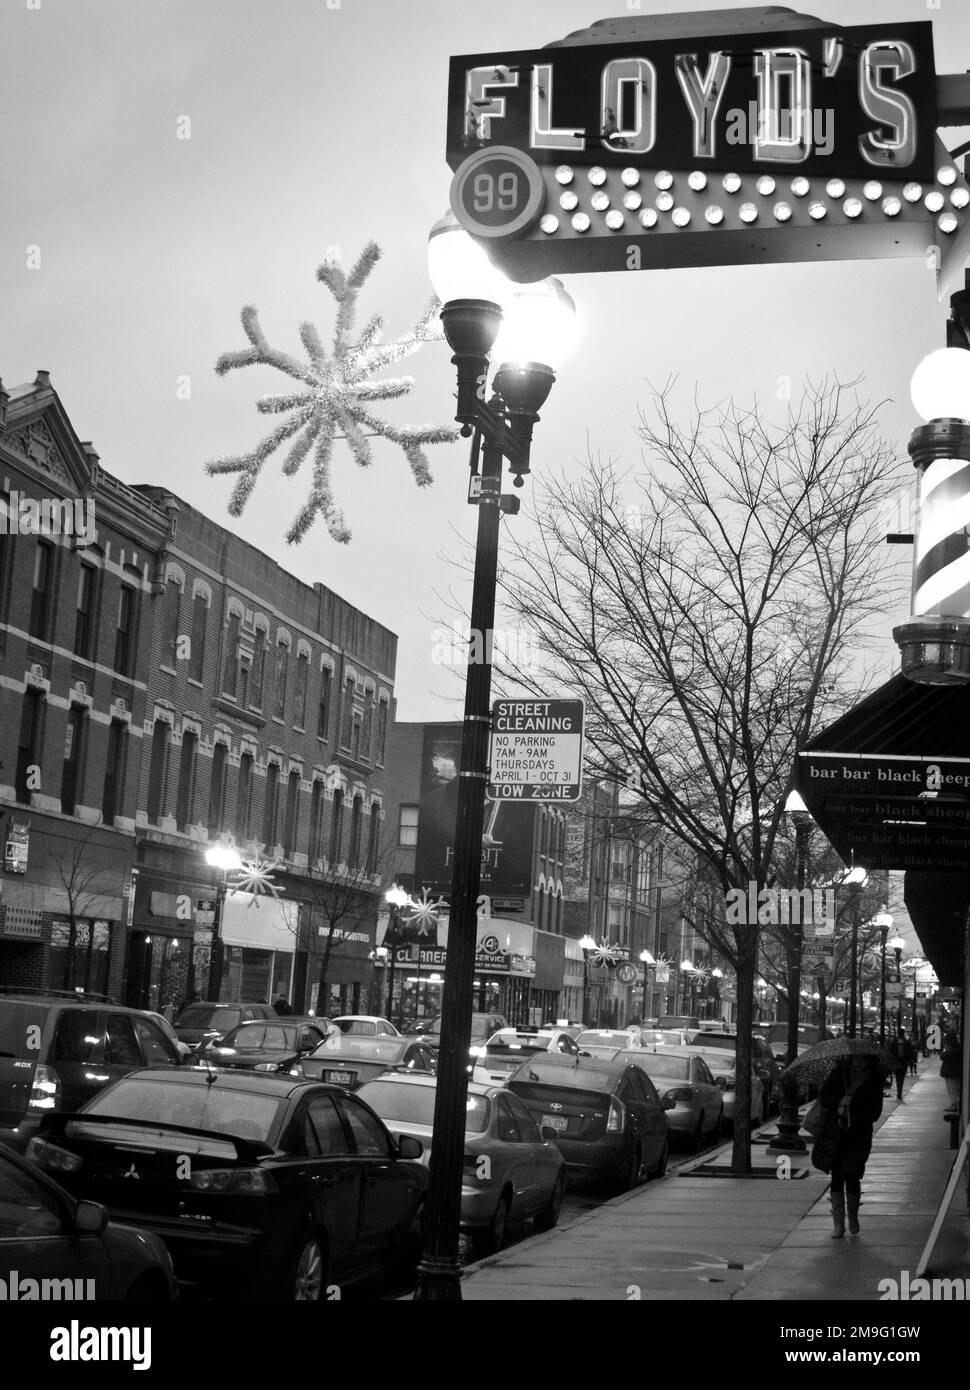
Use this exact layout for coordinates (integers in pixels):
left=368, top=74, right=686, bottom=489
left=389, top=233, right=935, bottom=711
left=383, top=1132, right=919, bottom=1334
left=0, top=372, right=396, bottom=1016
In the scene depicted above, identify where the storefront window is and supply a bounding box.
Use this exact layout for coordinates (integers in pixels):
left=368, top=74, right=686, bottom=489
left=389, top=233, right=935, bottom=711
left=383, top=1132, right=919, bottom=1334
left=220, top=945, right=293, bottom=1004
left=49, top=918, right=112, bottom=995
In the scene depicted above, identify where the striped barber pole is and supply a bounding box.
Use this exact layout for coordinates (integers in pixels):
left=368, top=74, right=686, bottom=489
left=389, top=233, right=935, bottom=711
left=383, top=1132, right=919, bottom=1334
left=913, top=452, right=970, bottom=618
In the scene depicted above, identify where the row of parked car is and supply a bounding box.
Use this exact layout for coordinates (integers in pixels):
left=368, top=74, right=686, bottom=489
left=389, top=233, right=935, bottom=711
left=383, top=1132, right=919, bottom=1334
left=0, top=987, right=814, bottom=1301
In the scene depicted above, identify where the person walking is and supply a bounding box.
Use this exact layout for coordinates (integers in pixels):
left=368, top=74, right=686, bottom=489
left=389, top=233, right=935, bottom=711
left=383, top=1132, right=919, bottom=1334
left=940, top=1031, right=962, bottom=1114
left=813, top=1054, right=885, bottom=1238
left=888, top=1030, right=910, bottom=1100
left=906, top=1033, right=919, bottom=1077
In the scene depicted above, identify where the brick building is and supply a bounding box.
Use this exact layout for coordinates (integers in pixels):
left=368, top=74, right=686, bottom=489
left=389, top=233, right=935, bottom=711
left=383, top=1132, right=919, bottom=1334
left=0, top=372, right=396, bottom=1016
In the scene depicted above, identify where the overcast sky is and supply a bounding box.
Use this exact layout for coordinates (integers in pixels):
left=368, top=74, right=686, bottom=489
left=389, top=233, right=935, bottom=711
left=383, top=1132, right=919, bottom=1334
left=3, top=0, right=968, bottom=733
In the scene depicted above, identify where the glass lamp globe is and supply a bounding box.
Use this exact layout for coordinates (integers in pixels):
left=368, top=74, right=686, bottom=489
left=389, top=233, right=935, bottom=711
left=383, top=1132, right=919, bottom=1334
left=490, top=277, right=578, bottom=371
left=910, top=347, right=970, bottom=423
left=579, top=934, right=597, bottom=951
left=426, top=212, right=511, bottom=306
left=206, top=844, right=243, bottom=873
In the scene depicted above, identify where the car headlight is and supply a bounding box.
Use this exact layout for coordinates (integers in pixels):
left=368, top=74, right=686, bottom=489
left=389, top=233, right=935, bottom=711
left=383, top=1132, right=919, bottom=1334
left=254, top=1061, right=283, bottom=1072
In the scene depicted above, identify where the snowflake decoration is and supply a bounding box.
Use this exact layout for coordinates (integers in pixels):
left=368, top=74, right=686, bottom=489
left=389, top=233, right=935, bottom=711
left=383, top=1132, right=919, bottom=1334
left=228, top=854, right=282, bottom=907
left=404, top=888, right=448, bottom=938
left=206, top=241, right=460, bottom=545
left=587, top=941, right=621, bottom=968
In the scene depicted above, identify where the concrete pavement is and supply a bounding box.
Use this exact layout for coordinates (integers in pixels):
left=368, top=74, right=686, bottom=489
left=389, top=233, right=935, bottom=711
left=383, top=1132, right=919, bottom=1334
left=459, top=1061, right=970, bottom=1301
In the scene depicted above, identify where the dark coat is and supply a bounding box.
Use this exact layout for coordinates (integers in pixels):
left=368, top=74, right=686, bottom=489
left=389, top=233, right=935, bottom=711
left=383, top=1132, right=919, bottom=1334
left=887, top=1036, right=910, bottom=1072
left=940, top=1037, right=962, bottom=1080
left=812, top=1059, right=884, bottom=1179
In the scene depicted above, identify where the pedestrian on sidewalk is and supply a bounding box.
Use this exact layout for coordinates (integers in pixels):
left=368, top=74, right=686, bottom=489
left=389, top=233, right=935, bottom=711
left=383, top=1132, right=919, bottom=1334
left=813, top=1055, right=884, bottom=1238
left=906, top=1034, right=919, bottom=1077
left=940, top=1031, right=962, bottom=1112
left=888, top=1030, right=910, bottom=1099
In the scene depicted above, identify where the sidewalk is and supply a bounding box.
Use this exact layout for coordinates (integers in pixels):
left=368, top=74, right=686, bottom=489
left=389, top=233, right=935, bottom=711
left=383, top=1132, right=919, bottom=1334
left=459, top=1063, right=970, bottom=1301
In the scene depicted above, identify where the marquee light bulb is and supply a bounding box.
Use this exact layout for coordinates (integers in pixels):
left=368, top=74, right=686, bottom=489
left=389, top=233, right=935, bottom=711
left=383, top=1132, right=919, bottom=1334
left=688, top=170, right=707, bottom=191
left=555, top=165, right=574, bottom=185
left=621, top=167, right=640, bottom=187
left=671, top=207, right=691, bottom=227
left=824, top=178, right=844, bottom=198
left=655, top=170, right=674, bottom=190
left=656, top=192, right=674, bottom=211
left=705, top=205, right=724, bottom=224
left=588, top=166, right=607, bottom=186
left=739, top=202, right=758, bottom=223
left=951, top=187, right=970, bottom=208
left=722, top=173, right=741, bottom=193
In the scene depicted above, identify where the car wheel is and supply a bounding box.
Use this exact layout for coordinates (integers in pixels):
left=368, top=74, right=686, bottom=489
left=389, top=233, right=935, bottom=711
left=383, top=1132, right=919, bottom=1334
left=290, top=1233, right=327, bottom=1301
left=617, top=1143, right=642, bottom=1193
left=649, top=1138, right=669, bottom=1179
left=474, top=1192, right=511, bottom=1257
left=534, top=1173, right=564, bottom=1232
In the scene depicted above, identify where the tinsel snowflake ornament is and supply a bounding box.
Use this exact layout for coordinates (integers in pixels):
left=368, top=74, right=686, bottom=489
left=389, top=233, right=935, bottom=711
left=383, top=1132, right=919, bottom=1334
left=587, top=941, right=621, bottom=968
left=228, top=854, right=282, bottom=907
left=405, top=888, right=448, bottom=938
left=206, top=242, right=459, bottom=544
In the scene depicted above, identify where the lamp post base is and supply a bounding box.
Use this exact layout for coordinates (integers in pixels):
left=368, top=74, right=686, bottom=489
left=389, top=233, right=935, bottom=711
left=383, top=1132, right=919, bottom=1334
left=766, top=1075, right=807, bottom=1153
left=412, top=1254, right=463, bottom=1301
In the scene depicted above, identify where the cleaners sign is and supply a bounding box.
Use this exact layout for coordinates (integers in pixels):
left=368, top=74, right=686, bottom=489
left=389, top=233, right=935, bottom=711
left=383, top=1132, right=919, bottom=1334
left=487, top=699, right=584, bottom=801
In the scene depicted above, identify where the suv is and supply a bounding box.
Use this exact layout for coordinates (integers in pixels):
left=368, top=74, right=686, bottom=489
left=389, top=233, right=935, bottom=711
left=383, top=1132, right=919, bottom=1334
left=172, top=1000, right=278, bottom=1051
left=0, top=988, right=185, bottom=1148
left=408, top=1012, right=507, bottom=1050
left=688, top=1030, right=783, bottom=1113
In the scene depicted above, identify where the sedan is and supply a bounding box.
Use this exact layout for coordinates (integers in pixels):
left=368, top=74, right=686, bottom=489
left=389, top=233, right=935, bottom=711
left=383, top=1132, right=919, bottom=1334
left=575, top=1029, right=644, bottom=1050
left=331, top=1015, right=401, bottom=1037
left=471, top=1027, right=583, bottom=1086
left=508, top=1054, right=669, bottom=1192
left=357, top=1073, right=566, bottom=1257
left=618, top=1048, right=724, bottom=1150
left=0, top=1142, right=176, bottom=1301
left=197, top=1018, right=332, bottom=1074
left=301, top=1035, right=438, bottom=1089
left=27, top=1069, right=428, bottom=1299
left=682, top=1046, right=766, bottom=1131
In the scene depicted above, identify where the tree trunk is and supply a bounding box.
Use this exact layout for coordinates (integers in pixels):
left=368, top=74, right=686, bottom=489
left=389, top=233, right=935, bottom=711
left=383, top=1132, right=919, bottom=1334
left=731, top=933, right=756, bottom=1174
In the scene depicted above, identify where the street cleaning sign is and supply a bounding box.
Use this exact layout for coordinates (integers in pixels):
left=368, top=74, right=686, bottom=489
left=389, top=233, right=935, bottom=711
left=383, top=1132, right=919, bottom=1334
left=487, top=698, right=584, bottom=801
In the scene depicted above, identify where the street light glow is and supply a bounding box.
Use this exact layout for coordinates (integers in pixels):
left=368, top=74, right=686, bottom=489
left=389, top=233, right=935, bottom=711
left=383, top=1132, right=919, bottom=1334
left=205, top=844, right=243, bottom=873
left=426, top=212, right=511, bottom=306
left=910, top=347, right=970, bottom=423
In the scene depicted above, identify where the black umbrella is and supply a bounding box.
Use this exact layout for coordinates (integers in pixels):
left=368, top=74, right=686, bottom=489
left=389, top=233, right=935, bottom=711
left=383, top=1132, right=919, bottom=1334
left=781, top=1035, right=895, bottom=1086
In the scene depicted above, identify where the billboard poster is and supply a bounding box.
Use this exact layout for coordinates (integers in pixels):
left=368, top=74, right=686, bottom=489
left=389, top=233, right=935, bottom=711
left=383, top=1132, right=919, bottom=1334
left=414, top=724, right=536, bottom=899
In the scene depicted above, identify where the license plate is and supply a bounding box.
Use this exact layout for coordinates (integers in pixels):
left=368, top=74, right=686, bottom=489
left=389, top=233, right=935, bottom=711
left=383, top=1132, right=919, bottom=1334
left=323, top=1069, right=356, bottom=1086
left=541, top=1114, right=568, bottom=1132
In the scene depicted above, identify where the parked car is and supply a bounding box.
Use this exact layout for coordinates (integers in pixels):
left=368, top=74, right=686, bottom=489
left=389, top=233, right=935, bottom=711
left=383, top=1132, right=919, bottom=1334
left=681, top=1044, right=766, bottom=1130
left=638, top=1028, right=696, bottom=1048
left=408, top=1012, right=507, bottom=1049
left=0, top=1141, right=177, bottom=1301
left=0, top=989, right=186, bottom=1149
left=471, top=1027, right=583, bottom=1086
left=689, top=1031, right=783, bottom=1113
left=357, top=1072, right=567, bottom=1256
left=197, top=1018, right=332, bottom=1073
left=752, top=1022, right=821, bottom=1062
left=27, top=1069, right=428, bottom=1299
left=146, top=1012, right=194, bottom=1060
left=657, top=1014, right=701, bottom=1031
left=575, top=1029, right=644, bottom=1051
left=331, top=1015, right=401, bottom=1037
left=301, top=1034, right=438, bottom=1089
left=507, top=1054, right=669, bottom=1191
left=172, top=1001, right=279, bottom=1051
left=620, top=1048, right=724, bottom=1150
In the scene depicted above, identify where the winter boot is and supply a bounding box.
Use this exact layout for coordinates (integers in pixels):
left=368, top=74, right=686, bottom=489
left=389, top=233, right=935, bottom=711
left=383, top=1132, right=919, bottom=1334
left=846, top=1194, right=861, bottom=1235
left=830, top=1191, right=846, bottom=1239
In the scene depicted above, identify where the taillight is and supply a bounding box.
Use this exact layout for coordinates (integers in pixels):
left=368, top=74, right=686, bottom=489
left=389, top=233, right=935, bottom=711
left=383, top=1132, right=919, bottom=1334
left=716, top=1073, right=736, bottom=1089
left=27, top=1064, right=60, bottom=1112
left=606, top=1098, right=625, bottom=1133
left=189, top=1167, right=276, bottom=1194
left=26, top=1138, right=83, bottom=1174
left=665, top=1088, right=693, bottom=1103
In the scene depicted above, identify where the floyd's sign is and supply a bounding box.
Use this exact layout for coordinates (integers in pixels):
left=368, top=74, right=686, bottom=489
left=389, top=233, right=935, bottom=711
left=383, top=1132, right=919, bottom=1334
left=446, top=16, right=969, bottom=287
left=447, top=22, right=936, bottom=181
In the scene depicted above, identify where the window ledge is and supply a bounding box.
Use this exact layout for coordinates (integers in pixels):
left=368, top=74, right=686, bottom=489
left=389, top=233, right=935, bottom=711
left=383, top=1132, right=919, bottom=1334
left=212, top=696, right=266, bottom=729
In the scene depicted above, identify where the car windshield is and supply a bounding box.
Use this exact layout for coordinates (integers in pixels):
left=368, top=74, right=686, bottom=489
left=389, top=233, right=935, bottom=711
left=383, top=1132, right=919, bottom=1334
left=219, top=1024, right=297, bottom=1051
left=312, top=1036, right=406, bottom=1061
left=83, top=1079, right=282, bottom=1141
left=690, top=1034, right=735, bottom=1050
left=356, top=1081, right=489, bottom=1133
left=637, top=1055, right=690, bottom=1080
left=175, top=1006, right=242, bottom=1031
left=334, top=1020, right=377, bottom=1035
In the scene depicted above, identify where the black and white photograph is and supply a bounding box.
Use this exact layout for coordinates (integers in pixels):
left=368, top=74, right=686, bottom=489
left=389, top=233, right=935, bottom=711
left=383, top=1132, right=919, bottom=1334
left=1, top=0, right=969, bottom=1362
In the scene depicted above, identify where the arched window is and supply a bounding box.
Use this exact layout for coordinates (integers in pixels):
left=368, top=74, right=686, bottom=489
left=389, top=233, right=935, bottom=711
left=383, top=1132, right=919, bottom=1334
left=208, top=742, right=228, bottom=834
left=147, top=719, right=171, bottom=824
left=283, top=770, right=301, bottom=857
left=367, top=801, right=381, bottom=873
left=175, top=729, right=198, bottom=831
left=189, top=592, right=208, bottom=682
left=235, top=751, right=254, bottom=841
left=330, top=788, right=344, bottom=863
left=275, top=640, right=289, bottom=720
left=262, top=762, right=280, bottom=847
left=349, top=795, right=363, bottom=869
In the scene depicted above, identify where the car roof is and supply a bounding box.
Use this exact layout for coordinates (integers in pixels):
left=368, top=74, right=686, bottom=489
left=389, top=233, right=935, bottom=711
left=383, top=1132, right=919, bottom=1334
left=356, top=1072, right=494, bottom=1099
left=109, top=1068, right=342, bottom=1099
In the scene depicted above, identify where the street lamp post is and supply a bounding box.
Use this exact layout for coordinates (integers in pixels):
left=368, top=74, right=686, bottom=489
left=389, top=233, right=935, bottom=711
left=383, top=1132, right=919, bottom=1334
left=770, top=791, right=813, bottom=1153
left=413, top=219, right=576, bottom=1302
left=639, top=950, right=655, bottom=1020
left=580, top=935, right=596, bottom=1026
left=383, top=885, right=410, bottom=1025
left=842, top=867, right=868, bottom=1039
left=204, top=843, right=243, bottom=1002
left=874, top=911, right=894, bottom=1043
left=890, top=936, right=906, bottom=1033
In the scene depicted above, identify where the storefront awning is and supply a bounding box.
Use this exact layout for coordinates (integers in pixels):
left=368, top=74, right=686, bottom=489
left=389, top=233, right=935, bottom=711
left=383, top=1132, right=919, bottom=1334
left=795, top=674, right=970, bottom=986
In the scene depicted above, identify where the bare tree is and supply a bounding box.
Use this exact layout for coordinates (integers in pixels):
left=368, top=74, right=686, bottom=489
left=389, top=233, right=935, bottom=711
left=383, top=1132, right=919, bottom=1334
left=34, top=827, right=123, bottom=993
left=498, top=378, right=905, bottom=1171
